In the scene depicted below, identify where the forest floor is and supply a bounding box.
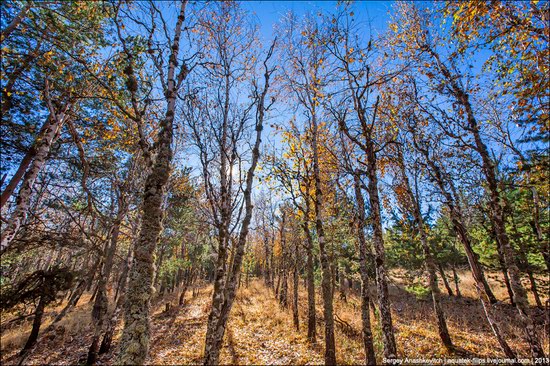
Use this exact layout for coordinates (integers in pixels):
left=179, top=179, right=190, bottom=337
left=1, top=270, right=548, bottom=365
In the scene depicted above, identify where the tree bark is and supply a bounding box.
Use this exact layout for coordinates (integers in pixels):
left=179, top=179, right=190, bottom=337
left=396, top=147, right=453, bottom=350
left=202, top=40, right=273, bottom=365
left=417, top=140, right=516, bottom=358
left=437, top=263, right=454, bottom=297
left=1, top=102, right=72, bottom=253
left=430, top=46, right=545, bottom=358
left=87, top=212, right=124, bottom=365
left=530, top=187, right=550, bottom=271
left=311, top=109, right=336, bottom=365
left=353, top=173, right=376, bottom=365
left=20, top=295, right=46, bottom=354
left=116, top=2, right=188, bottom=364
left=452, top=267, right=462, bottom=298
left=278, top=213, right=288, bottom=307
left=292, top=238, right=300, bottom=331
left=303, top=221, right=317, bottom=343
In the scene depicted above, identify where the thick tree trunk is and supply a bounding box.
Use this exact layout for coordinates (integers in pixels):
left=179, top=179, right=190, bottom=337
left=116, top=3, right=187, bottom=363
left=0, top=114, right=53, bottom=209
left=353, top=173, right=376, bottom=365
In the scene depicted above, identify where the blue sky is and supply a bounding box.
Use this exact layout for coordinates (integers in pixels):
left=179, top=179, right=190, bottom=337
left=243, top=1, right=393, bottom=43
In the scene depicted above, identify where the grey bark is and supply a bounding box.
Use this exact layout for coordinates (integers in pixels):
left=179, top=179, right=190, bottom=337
left=1, top=100, right=72, bottom=253
left=352, top=173, right=377, bottom=365
left=396, top=146, right=453, bottom=351
left=310, top=109, right=336, bottom=365
left=415, top=138, right=516, bottom=358
left=429, top=45, right=545, bottom=358
left=202, top=41, right=274, bottom=365
left=116, top=2, right=188, bottom=364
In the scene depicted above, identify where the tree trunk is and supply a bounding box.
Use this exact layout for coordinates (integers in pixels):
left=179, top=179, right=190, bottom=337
left=530, top=187, right=550, bottom=271
left=418, top=142, right=516, bottom=358
left=452, top=267, right=462, bottom=298
left=100, top=254, right=131, bottom=355
left=292, top=239, right=300, bottom=331
left=311, top=110, right=336, bottom=365
left=279, top=213, right=288, bottom=308
left=486, top=223, right=515, bottom=305
left=303, top=222, right=317, bottom=343
left=1, top=114, right=53, bottom=209
left=396, top=147, right=453, bottom=351
left=431, top=46, right=546, bottom=358
left=353, top=173, right=376, bottom=365
left=511, top=217, right=543, bottom=309
left=116, top=3, right=187, bottom=363
left=202, top=41, right=272, bottom=365
left=87, top=214, right=123, bottom=365
left=365, top=139, right=397, bottom=360
left=437, top=263, right=454, bottom=297
left=20, top=295, right=46, bottom=354
left=1, top=103, right=72, bottom=253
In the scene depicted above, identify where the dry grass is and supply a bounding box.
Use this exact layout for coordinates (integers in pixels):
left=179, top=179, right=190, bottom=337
left=1, top=270, right=548, bottom=365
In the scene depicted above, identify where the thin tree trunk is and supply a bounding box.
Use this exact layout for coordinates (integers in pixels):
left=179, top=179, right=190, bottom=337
left=418, top=141, right=516, bottom=358
left=485, top=223, right=515, bottom=305
left=437, top=263, right=454, bottom=297
left=530, top=187, right=550, bottom=271
left=365, top=139, right=397, bottom=360
left=20, top=295, right=46, bottom=354
left=396, top=147, right=453, bottom=351
left=279, top=213, right=288, bottom=307
left=452, top=267, right=462, bottom=298
left=202, top=41, right=273, bottom=365
left=303, top=222, right=317, bottom=343
left=292, top=238, right=299, bottom=331
left=100, top=243, right=133, bottom=355
left=353, top=173, right=376, bottom=365
left=87, top=213, right=123, bottom=365
left=511, top=216, right=543, bottom=309
left=311, top=110, right=336, bottom=365
left=431, top=46, right=546, bottom=358
left=1, top=102, right=72, bottom=253
left=275, top=261, right=281, bottom=297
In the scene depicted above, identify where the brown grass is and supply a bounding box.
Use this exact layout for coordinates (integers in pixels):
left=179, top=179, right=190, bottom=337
left=0, top=270, right=548, bottom=365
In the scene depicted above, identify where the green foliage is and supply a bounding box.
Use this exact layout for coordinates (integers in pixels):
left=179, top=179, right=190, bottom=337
left=405, top=283, right=431, bottom=300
